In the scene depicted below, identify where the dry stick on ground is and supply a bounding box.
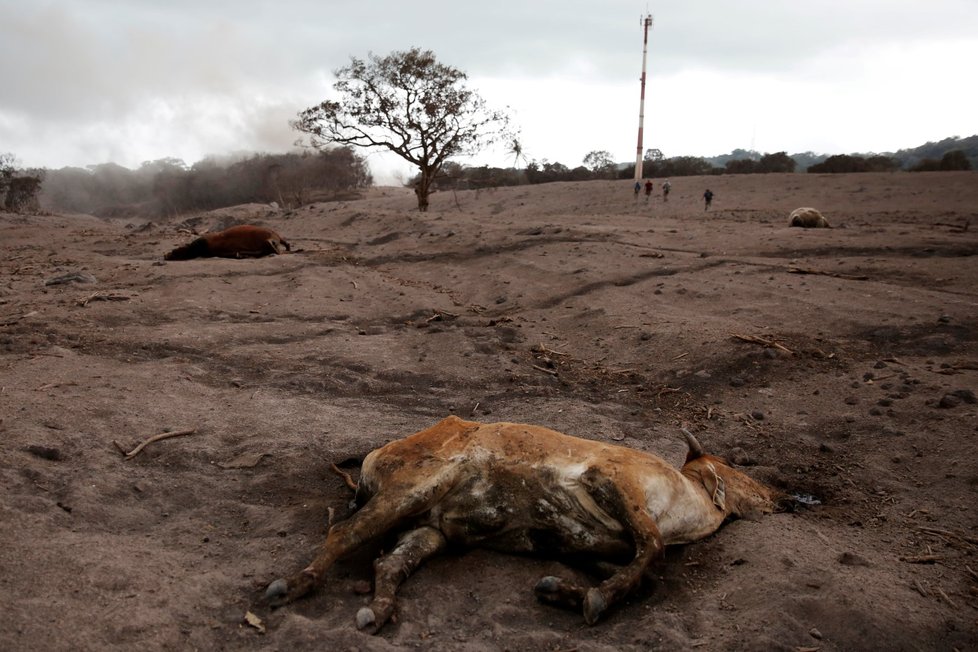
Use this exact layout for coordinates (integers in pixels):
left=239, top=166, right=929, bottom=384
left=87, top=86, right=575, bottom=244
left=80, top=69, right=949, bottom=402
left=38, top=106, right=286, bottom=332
left=787, top=266, right=870, bottom=281
left=114, top=428, right=197, bottom=460
left=329, top=463, right=358, bottom=492
left=730, top=333, right=794, bottom=354
left=531, top=363, right=558, bottom=376
left=77, top=292, right=131, bottom=307
left=917, top=526, right=978, bottom=548
left=535, top=343, right=569, bottom=357
left=913, top=579, right=930, bottom=598
left=935, top=586, right=958, bottom=608
left=965, top=565, right=978, bottom=583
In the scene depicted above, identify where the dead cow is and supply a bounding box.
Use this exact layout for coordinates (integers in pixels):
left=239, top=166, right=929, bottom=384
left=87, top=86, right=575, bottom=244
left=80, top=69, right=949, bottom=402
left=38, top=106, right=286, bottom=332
left=163, top=225, right=290, bottom=260
left=265, top=416, right=783, bottom=631
left=789, top=207, right=831, bottom=228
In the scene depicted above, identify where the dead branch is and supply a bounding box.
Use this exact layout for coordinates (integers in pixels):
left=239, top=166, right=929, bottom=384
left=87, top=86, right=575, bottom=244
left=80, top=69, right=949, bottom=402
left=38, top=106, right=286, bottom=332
left=731, top=333, right=794, bottom=354
left=77, top=291, right=132, bottom=307
left=425, top=309, right=459, bottom=323
left=330, top=463, right=358, bottom=492
left=917, top=526, right=978, bottom=548
left=531, top=364, right=558, bottom=376
left=116, top=428, right=197, bottom=460
left=787, top=266, right=870, bottom=281
left=912, top=579, right=929, bottom=598
left=965, top=565, right=978, bottom=583
left=534, top=343, right=569, bottom=357
left=935, top=586, right=958, bottom=608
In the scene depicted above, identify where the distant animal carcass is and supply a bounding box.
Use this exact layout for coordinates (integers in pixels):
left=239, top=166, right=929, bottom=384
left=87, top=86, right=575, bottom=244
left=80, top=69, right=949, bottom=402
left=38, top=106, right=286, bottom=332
left=163, top=225, right=290, bottom=260
left=788, top=207, right=831, bottom=228
left=265, top=416, right=785, bottom=632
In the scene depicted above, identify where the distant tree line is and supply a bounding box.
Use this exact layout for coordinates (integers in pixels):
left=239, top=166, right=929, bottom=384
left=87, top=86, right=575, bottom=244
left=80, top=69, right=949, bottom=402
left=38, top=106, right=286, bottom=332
left=428, top=137, right=975, bottom=189
left=907, top=149, right=972, bottom=172
left=0, top=152, right=44, bottom=213
left=807, top=154, right=900, bottom=173
left=40, top=148, right=371, bottom=218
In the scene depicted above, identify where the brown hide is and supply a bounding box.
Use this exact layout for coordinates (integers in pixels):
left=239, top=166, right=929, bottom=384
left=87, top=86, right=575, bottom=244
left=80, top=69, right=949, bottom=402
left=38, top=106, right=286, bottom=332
left=788, top=207, right=831, bottom=228
left=163, top=225, right=290, bottom=260
left=265, top=416, right=780, bottom=632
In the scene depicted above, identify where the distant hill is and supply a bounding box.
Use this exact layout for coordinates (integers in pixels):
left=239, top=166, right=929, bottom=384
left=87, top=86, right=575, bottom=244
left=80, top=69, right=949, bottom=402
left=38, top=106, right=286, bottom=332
left=704, top=135, right=978, bottom=172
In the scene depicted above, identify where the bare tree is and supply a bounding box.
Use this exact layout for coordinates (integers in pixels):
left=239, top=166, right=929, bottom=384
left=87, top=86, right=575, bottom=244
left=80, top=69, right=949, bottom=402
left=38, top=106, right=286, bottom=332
left=292, top=47, right=512, bottom=211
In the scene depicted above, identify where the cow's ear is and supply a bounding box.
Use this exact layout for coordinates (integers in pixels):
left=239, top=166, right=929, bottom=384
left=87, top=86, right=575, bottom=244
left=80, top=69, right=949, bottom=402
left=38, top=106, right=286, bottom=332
left=703, top=462, right=726, bottom=511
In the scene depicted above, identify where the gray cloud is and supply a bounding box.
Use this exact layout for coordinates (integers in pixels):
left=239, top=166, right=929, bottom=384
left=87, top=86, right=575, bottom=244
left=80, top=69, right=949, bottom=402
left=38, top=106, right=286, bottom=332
left=1, top=0, right=975, bottom=172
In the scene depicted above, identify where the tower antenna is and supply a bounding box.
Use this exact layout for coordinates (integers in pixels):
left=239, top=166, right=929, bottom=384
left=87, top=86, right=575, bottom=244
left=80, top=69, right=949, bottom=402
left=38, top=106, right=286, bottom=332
left=634, top=13, right=654, bottom=182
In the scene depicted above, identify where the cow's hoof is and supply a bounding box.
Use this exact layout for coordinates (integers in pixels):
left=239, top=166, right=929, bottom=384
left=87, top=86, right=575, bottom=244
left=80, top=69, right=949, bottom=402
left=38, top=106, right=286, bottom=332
left=535, top=576, right=561, bottom=594
left=356, top=607, right=377, bottom=632
left=583, top=588, right=607, bottom=625
left=265, top=578, right=289, bottom=602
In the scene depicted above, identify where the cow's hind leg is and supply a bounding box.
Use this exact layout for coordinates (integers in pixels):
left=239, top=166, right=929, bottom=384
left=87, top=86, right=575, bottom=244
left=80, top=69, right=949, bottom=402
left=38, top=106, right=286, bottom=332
left=535, top=470, right=664, bottom=625
left=356, top=525, right=447, bottom=634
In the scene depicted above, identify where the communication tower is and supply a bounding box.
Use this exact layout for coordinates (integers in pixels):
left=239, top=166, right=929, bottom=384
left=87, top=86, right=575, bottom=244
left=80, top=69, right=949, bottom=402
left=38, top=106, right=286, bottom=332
left=634, top=14, right=654, bottom=182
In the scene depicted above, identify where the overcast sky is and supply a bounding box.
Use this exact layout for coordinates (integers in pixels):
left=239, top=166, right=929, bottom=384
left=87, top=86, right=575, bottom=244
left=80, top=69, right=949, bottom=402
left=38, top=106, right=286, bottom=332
left=1, top=0, right=976, bottom=183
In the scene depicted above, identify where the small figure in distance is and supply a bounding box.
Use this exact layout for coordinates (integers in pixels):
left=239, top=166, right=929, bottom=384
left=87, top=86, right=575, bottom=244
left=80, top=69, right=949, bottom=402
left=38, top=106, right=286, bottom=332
left=633, top=180, right=641, bottom=200
left=662, top=179, right=671, bottom=202
left=644, top=179, right=653, bottom=202
left=703, top=188, right=714, bottom=211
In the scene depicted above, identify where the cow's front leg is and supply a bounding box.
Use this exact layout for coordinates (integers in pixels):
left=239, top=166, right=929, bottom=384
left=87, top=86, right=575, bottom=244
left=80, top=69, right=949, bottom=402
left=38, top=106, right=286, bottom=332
left=579, top=474, right=663, bottom=625
left=356, top=525, right=447, bottom=634
left=266, top=495, right=408, bottom=606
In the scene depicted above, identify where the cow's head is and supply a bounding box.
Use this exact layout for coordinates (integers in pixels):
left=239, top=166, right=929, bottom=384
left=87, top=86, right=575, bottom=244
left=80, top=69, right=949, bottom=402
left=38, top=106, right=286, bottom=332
left=681, top=429, right=785, bottom=519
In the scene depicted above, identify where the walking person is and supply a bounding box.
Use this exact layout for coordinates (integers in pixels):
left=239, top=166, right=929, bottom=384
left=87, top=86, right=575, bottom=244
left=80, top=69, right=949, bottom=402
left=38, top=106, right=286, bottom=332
left=662, top=179, right=671, bottom=202
left=633, top=180, right=641, bottom=201
left=644, top=179, right=653, bottom=202
left=703, top=188, right=713, bottom=211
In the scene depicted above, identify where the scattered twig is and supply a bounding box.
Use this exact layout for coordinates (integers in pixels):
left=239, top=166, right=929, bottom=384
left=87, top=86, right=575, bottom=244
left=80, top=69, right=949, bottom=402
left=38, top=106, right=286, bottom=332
left=867, top=373, right=898, bottom=382
left=115, top=428, right=197, bottom=460
left=330, top=462, right=358, bottom=492
left=469, top=401, right=480, bottom=417
left=965, top=565, right=978, bottom=583
left=531, top=364, right=558, bottom=376
left=917, top=526, right=978, bottom=548
left=77, top=291, right=131, bottom=307
left=731, top=333, right=793, bottom=354
left=534, top=343, right=568, bottom=357
left=350, top=280, right=358, bottom=289
left=935, top=586, right=958, bottom=608
left=913, top=579, right=929, bottom=598
left=425, top=309, right=459, bottom=323
left=671, top=351, right=688, bottom=361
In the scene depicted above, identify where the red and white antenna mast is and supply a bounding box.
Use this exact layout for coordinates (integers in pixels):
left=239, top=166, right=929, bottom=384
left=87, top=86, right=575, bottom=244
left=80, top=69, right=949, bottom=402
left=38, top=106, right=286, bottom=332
left=634, top=13, right=654, bottom=182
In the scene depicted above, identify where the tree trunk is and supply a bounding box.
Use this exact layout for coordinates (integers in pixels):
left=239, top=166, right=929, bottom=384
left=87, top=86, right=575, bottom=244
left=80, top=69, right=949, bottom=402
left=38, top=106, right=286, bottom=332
left=414, top=170, right=433, bottom=212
